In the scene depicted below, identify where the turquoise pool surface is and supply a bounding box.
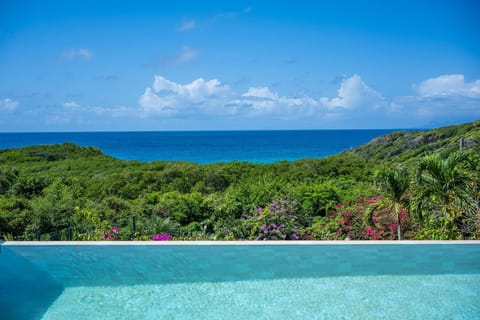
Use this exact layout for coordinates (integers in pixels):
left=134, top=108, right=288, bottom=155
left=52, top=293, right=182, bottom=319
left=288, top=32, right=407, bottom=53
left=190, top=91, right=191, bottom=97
left=1, top=242, right=479, bottom=319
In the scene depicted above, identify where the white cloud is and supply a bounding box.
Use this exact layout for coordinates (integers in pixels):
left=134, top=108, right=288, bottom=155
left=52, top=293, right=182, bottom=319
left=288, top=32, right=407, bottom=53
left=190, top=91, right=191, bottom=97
left=153, top=76, right=229, bottom=101
left=242, top=87, right=278, bottom=100
left=416, top=74, right=480, bottom=98
left=139, top=88, right=177, bottom=116
left=139, top=75, right=229, bottom=116
left=63, top=101, right=80, bottom=108
left=320, top=74, right=383, bottom=110
left=178, top=19, right=197, bottom=31
left=231, top=86, right=320, bottom=118
left=58, top=48, right=94, bottom=62
left=0, top=98, right=19, bottom=111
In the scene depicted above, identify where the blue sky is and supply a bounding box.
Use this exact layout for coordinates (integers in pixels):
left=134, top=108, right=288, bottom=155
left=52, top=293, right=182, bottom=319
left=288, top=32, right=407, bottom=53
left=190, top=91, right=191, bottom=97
left=0, top=0, right=479, bottom=131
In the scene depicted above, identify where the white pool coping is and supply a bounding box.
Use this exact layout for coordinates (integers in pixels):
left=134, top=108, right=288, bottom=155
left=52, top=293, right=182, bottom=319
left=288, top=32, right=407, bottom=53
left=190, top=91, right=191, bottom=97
left=2, top=240, right=480, bottom=246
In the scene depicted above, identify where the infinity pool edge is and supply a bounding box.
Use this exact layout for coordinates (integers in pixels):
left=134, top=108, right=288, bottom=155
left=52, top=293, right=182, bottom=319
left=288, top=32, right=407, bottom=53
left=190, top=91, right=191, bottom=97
left=3, top=240, right=480, bottom=245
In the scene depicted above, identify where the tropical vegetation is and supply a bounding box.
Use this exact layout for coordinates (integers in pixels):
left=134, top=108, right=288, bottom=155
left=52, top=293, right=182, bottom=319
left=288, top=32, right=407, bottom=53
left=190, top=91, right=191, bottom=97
left=0, top=120, right=479, bottom=240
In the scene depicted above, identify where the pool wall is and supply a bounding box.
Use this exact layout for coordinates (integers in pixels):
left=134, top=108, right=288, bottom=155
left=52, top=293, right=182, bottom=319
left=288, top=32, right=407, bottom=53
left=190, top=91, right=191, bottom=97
left=2, top=241, right=480, bottom=286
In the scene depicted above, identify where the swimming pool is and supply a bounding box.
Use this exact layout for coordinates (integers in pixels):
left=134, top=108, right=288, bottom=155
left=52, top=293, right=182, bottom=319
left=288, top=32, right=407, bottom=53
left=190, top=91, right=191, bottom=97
left=1, top=241, right=479, bottom=319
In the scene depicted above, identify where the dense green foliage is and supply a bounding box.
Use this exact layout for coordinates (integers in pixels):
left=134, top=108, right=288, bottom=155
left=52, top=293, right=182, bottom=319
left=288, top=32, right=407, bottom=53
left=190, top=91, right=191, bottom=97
left=1, top=120, right=479, bottom=240
left=348, top=120, right=480, bottom=163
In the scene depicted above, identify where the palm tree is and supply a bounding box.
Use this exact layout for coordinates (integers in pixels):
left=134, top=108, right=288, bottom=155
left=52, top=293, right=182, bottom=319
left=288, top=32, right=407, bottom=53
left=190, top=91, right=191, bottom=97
left=414, top=151, right=476, bottom=237
left=367, top=165, right=410, bottom=240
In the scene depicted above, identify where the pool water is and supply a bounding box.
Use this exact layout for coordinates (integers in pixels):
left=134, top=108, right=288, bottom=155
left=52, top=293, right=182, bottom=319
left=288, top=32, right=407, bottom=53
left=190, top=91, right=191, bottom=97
left=1, top=242, right=479, bottom=319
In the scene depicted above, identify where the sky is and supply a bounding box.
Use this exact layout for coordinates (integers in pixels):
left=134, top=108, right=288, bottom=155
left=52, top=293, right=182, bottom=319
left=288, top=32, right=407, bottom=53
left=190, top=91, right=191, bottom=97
left=0, top=0, right=479, bottom=132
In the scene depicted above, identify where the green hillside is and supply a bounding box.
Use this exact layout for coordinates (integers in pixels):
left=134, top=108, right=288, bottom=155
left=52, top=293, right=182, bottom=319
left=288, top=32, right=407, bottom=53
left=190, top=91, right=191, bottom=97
left=1, top=120, right=479, bottom=241
left=347, top=120, right=480, bottom=163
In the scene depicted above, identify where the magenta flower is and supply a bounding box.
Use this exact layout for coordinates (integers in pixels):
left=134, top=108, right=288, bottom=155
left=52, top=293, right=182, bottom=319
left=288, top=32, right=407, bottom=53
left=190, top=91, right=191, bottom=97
left=102, top=226, right=121, bottom=240
left=152, top=233, right=172, bottom=241
left=109, top=226, right=120, bottom=233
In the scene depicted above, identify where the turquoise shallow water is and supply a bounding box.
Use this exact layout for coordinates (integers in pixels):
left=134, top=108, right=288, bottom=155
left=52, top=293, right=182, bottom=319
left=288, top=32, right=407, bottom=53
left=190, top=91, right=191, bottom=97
left=43, top=275, right=480, bottom=320
left=1, top=244, right=479, bottom=319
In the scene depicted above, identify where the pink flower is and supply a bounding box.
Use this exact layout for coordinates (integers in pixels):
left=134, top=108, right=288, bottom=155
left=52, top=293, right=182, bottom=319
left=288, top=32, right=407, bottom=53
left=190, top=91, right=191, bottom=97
left=389, top=222, right=398, bottom=234
left=399, top=210, right=409, bottom=222
left=363, top=226, right=375, bottom=239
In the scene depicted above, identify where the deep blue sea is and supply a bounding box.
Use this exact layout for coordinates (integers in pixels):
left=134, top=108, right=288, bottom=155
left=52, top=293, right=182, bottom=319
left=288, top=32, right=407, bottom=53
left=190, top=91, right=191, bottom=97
left=0, top=130, right=397, bottom=163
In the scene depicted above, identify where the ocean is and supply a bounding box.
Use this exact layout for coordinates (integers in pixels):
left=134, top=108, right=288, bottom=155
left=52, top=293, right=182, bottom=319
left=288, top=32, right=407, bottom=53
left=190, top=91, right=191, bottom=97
left=0, top=130, right=397, bottom=163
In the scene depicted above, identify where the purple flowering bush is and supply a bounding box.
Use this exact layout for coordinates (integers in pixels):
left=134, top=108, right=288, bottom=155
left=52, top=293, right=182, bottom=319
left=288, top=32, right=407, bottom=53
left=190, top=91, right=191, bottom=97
left=152, top=233, right=172, bottom=241
left=244, top=199, right=303, bottom=240
left=102, top=226, right=121, bottom=240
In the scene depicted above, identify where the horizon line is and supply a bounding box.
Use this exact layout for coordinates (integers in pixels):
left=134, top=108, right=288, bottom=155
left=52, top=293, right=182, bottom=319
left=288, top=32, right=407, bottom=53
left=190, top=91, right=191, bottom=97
left=0, top=128, right=422, bottom=134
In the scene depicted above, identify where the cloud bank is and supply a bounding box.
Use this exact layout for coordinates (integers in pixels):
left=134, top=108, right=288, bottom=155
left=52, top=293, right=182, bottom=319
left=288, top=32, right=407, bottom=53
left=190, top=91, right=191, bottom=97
left=137, top=73, right=480, bottom=127
left=139, top=74, right=386, bottom=119
left=8, top=73, right=477, bottom=130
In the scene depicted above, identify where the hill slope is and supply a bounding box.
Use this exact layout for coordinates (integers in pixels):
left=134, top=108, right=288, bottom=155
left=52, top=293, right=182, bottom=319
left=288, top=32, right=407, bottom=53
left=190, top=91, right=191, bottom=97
left=346, top=120, right=480, bottom=163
